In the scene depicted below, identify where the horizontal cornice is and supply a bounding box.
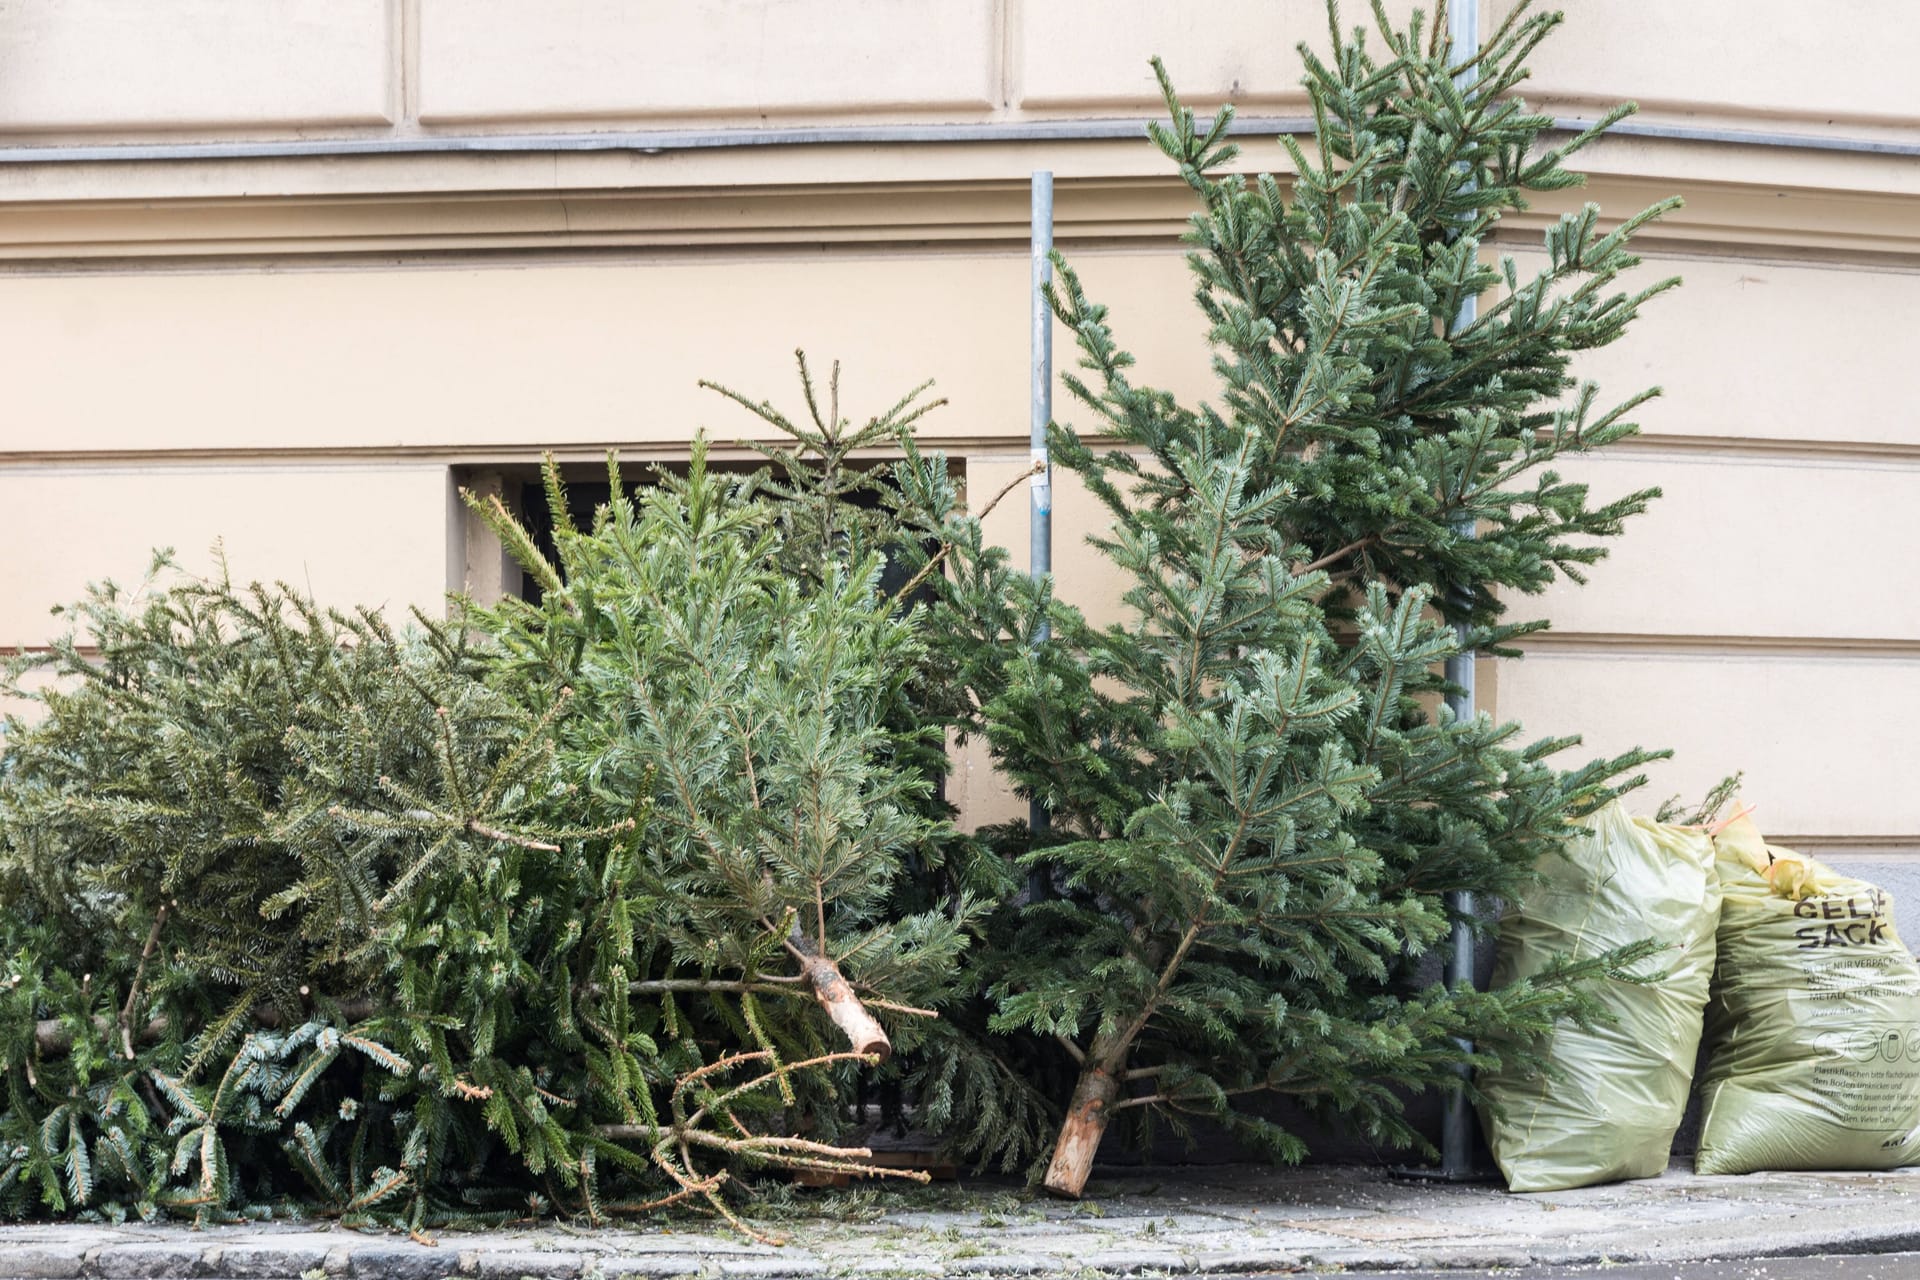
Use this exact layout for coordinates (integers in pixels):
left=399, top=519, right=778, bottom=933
left=10, top=430, right=1920, bottom=472
left=0, top=131, right=1917, bottom=264
left=11, top=424, right=1920, bottom=479
left=1514, top=632, right=1920, bottom=660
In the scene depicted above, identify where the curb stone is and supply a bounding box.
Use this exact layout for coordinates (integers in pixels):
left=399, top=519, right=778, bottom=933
left=92, top=1247, right=202, bottom=1280
left=214, top=1247, right=334, bottom=1280
left=944, top=1254, right=1056, bottom=1274
left=1295, top=1245, right=1419, bottom=1271
left=1412, top=1247, right=1533, bottom=1269
left=2, top=1234, right=1917, bottom=1280
left=9, top=1164, right=1920, bottom=1277
left=836, top=1255, right=946, bottom=1276
left=0, top=1239, right=1914, bottom=1278
left=590, top=1260, right=704, bottom=1278
left=1186, top=1250, right=1305, bottom=1274
left=716, top=1259, right=821, bottom=1278
left=1522, top=1247, right=1607, bottom=1266
left=474, top=1252, right=584, bottom=1280
left=340, top=1247, right=446, bottom=1280
left=2, top=1250, right=88, bottom=1280
left=1070, top=1250, right=1187, bottom=1274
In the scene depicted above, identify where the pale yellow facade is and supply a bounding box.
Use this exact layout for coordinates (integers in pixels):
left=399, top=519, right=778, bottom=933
left=1, top=2, right=1916, bottom=855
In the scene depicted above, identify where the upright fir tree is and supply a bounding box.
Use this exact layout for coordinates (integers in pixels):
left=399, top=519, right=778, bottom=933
left=977, top=0, right=1679, bottom=1194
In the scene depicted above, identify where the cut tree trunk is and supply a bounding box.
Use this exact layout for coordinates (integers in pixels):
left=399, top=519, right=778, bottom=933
left=1043, top=1037, right=1127, bottom=1198
left=34, top=1013, right=166, bottom=1057
left=789, top=931, right=891, bottom=1062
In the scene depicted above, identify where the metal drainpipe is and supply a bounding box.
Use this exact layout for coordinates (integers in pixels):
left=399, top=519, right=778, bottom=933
left=1027, top=170, right=1055, bottom=902
left=1438, top=0, right=1483, bottom=1183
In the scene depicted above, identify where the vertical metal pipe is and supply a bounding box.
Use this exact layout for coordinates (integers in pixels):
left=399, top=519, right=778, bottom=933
left=1440, top=560, right=1477, bottom=1177
left=1439, top=0, right=1482, bottom=1182
left=1028, top=171, right=1055, bottom=898
left=1031, top=171, right=1054, bottom=629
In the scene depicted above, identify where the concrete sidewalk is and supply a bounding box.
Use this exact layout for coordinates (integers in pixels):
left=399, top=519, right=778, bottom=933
left=2, top=1163, right=1919, bottom=1278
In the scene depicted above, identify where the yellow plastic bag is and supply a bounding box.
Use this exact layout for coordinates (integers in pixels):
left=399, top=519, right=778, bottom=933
left=1478, top=801, right=1719, bottom=1192
left=1695, top=812, right=1920, bottom=1174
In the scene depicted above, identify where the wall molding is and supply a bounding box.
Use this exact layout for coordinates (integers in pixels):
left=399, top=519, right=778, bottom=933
left=13, top=429, right=1920, bottom=472
left=1598, top=434, right=1920, bottom=469
left=0, top=155, right=1917, bottom=265
left=1512, top=632, right=1920, bottom=660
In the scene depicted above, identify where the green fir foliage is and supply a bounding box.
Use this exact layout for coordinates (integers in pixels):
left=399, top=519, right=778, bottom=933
left=0, top=551, right=927, bottom=1231
left=0, top=560, right=587, bottom=1224
left=468, top=394, right=1054, bottom=1175
left=964, top=0, right=1679, bottom=1188
left=469, top=441, right=969, bottom=1062
left=0, top=0, right=1691, bottom=1219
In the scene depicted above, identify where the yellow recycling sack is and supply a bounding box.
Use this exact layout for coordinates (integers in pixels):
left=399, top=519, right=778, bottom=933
left=1479, top=801, right=1719, bottom=1192
left=1695, top=812, right=1920, bottom=1174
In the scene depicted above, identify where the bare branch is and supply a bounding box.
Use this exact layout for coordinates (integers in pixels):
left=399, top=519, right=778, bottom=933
left=119, top=902, right=171, bottom=1060
left=1296, top=533, right=1377, bottom=577
left=889, top=459, right=1044, bottom=606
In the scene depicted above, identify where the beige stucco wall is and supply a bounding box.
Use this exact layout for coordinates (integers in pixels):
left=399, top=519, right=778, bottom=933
left=2, top=2, right=1910, bottom=141
left=0, top=1, right=393, bottom=134
left=0, top=465, right=459, bottom=639
left=1, top=1, right=1916, bottom=857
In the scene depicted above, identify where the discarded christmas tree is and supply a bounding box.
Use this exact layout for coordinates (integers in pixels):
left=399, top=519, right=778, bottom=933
left=467, top=440, right=978, bottom=1101
left=694, top=356, right=1059, bottom=1172
left=0, top=561, right=923, bottom=1230
left=470, top=364, right=1070, bottom=1174
left=978, top=0, right=1681, bottom=1195
left=0, top=355, right=1057, bottom=1225
left=0, top=564, right=582, bottom=1222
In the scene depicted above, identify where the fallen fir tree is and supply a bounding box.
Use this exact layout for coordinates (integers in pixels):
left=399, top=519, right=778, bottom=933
left=970, top=0, right=1682, bottom=1196
left=0, top=551, right=930, bottom=1234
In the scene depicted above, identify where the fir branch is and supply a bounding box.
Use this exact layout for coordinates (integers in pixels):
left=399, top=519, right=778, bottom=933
left=889, top=459, right=1044, bottom=606
left=119, top=902, right=171, bottom=1060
